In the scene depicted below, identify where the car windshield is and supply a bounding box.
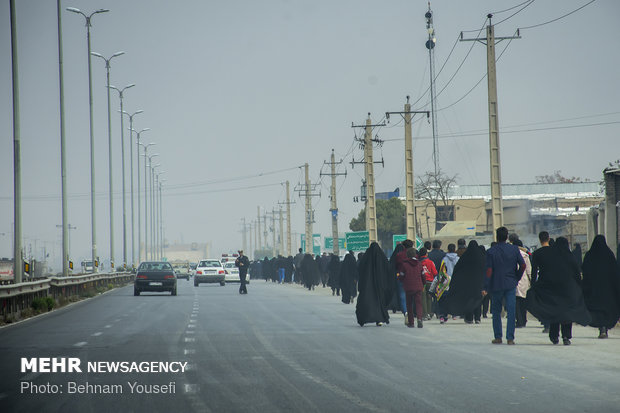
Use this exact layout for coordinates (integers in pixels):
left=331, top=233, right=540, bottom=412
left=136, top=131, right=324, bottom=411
left=138, top=262, right=173, bottom=271
left=199, top=260, right=221, bottom=267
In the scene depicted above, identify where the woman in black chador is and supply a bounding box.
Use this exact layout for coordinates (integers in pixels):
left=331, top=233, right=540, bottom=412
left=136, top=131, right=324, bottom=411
left=526, top=237, right=591, bottom=345
left=327, top=254, right=341, bottom=296
left=582, top=235, right=620, bottom=338
left=339, top=252, right=358, bottom=304
left=355, top=242, right=392, bottom=326
left=440, top=240, right=486, bottom=323
left=301, top=254, right=320, bottom=290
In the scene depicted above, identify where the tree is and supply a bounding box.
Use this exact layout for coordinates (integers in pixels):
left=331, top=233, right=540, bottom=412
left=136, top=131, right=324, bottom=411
left=349, top=198, right=406, bottom=249
left=535, top=170, right=587, bottom=184
left=415, top=169, right=458, bottom=222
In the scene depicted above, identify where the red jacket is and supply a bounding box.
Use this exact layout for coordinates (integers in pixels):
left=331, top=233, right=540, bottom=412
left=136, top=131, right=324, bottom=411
left=420, top=256, right=438, bottom=283
left=400, top=257, right=425, bottom=293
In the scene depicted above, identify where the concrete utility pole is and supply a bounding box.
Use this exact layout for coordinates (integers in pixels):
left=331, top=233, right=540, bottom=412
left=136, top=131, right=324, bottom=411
left=295, top=164, right=321, bottom=254
left=242, top=218, right=247, bottom=253
left=278, top=207, right=284, bottom=256
left=386, top=97, right=430, bottom=243
left=270, top=208, right=277, bottom=257
left=263, top=212, right=268, bottom=251
left=461, top=15, right=521, bottom=235
left=248, top=221, right=253, bottom=258
left=10, top=0, right=23, bottom=283
left=278, top=181, right=295, bottom=257
left=257, top=207, right=262, bottom=251
left=320, top=149, right=346, bottom=255
left=351, top=114, right=385, bottom=244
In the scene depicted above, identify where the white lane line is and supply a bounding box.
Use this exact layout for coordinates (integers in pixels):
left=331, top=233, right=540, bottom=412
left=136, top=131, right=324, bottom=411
left=184, top=384, right=199, bottom=393
left=185, top=330, right=195, bottom=334
left=183, top=349, right=196, bottom=355
left=91, top=332, right=103, bottom=337
left=184, top=337, right=195, bottom=343
left=74, top=341, right=87, bottom=347
left=187, top=324, right=196, bottom=329
left=104, top=325, right=112, bottom=329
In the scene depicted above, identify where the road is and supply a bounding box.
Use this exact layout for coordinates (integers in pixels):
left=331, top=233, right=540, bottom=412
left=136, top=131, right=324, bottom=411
left=1, top=279, right=619, bottom=413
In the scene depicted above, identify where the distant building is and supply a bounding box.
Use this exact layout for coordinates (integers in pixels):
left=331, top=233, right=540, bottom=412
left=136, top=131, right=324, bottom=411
left=586, top=168, right=620, bottom=256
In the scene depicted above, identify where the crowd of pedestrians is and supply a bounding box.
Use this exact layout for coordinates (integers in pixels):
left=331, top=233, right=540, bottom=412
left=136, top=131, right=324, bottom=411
left=246, top=228, right=620, bottom=345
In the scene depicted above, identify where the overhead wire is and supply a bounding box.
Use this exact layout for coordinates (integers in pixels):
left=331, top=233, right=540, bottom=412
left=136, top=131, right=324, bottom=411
left=493, top=0, right=535, bottom=26
left=518, top=0, right=596, bottom=30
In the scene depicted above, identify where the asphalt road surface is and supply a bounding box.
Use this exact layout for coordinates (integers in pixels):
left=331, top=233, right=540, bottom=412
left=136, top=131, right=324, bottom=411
left=1, top=279, right=619, bottom=413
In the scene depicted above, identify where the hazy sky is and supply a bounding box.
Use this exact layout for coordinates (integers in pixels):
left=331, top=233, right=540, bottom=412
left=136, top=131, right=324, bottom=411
left=1, top=0, right=619, bottom=269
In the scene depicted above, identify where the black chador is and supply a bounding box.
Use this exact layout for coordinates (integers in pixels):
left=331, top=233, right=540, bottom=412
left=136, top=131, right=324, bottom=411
left=327, top=255, right=341, bottom=296
left=526, top=237, right=591, bottom=326
left=300, top=254, right=320, bottom=290
left=387, top=244, right=405, bottom=313
left=339, top=253, right=358, bottom=304
left=441, top=240, right=486, bottom=317
left=355, top=242, right=391, bottom=326
left=582, top=235, right=620, bottom=333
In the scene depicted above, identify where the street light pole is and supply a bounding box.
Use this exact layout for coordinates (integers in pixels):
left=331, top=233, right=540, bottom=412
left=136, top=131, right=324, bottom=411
left=158, top=178, right=166, bottom=260
left=109, top=83, right=134, bottom=269
left=123, top=112, right=143, bottom=267
left=91, top=52, right=124, bottom=271
left=150, top=164, right=161, bottom=259
left=144, top=152, right=159, bottom=260
left=154, top=171, right=165, bottom=259
left=134, top=130, right=150, bottom=262
left=67, top=6, right=109, bottom=272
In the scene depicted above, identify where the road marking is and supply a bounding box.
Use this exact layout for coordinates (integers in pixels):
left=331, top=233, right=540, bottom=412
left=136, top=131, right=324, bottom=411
left=74, top=341, right=87, bottom=347
left=184, top=337, right=195, bottom=343
left=186, top=330, right=195, bottom=334
left=185, top=363, right=197, bottom=371
left=184, top=384, right=199, bottom=393
left=91, top=332, right=102, bottom=337
left=184, top=349, right=196, bottom=355
left=104, top=325, right=112, bottom=329
left=187, top=324, right=196, bottom=329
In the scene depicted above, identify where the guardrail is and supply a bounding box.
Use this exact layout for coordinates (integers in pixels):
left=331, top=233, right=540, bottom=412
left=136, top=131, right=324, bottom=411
left=0, top=272, right=135, bottom=323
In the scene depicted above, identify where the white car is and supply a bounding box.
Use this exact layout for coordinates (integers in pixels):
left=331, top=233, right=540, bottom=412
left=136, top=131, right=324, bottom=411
left=223, top=261, right=240, bottom=282
left=194, top=259, right=226, bottom=287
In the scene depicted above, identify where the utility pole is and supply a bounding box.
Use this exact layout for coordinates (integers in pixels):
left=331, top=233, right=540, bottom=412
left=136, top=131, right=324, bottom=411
left=278, top=206, right=284, bottom=256
left=295, top=164, right=321, bottom=254
left=461, top=15, right=521, bottom=235
left=425, top=2, right=440, bottom=175
left=241, top=218, right=247, bottom=253
left=263, top=212, right=268, bottom=251
left=257, top=207, right=262, bottom=252
left=351, top=114, right=385, bottom=244
left=320, top=149, right=346, bottom=255
left=278, top=181, right=295, bottom=257
left=386, top=97, right=430, bottom=243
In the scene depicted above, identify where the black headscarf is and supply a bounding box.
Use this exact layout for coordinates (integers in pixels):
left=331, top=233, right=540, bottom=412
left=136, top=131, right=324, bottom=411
left=526, top=237, right=591, bottom=326
left=582, top=235, right=620, bottom=329
left=340, top=253, right=358, bottom=304
left=355, top=242, right=391, bottom=326
left=441, top=240, right=486, bottom=316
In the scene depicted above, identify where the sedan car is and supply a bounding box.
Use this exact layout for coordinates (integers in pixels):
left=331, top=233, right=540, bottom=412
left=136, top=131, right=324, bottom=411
left=194, top=259, right=226, bottom=287
left=134, top=261, right=177, bottom=296
left=223, top=261, right=240, bottom=282
left=174, top=264, right=190, bottom=280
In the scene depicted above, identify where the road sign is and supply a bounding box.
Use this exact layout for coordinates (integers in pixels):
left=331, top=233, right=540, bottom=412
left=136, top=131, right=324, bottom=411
left=300, top=234, right=321, bottom=255
left=392, top=234, right=424, bottom=250
left=324, top=237, right=346, bottom=250
left=345, top=231, right=369, bottom=251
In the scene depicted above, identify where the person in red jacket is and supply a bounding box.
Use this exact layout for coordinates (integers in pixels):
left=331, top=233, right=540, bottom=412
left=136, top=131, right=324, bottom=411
left=418, top=247, right=438, bottom=320
left=400, top=248, right=427, bottom=328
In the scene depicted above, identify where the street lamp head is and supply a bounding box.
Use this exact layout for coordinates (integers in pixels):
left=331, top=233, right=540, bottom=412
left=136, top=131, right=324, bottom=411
left=66, top=7, right=82, bottom=14
left=134, top=110, right=144, bottom=115
left=112, top=51, right=126, bottom=58
left=95, top=9, right=110, bottom=14
left=124, top=84, right=136, bottom=91
left=90, top=52, right=103, bottom=58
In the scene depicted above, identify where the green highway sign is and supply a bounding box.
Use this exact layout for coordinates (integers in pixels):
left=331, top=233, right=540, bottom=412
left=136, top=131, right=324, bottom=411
left=324, top=237, right=346, bottom=250
left=345, top=231, right=369, bottom=251
left=392, top=234, right=424, bottom=250
left=300, top=233, right=321, bottom=255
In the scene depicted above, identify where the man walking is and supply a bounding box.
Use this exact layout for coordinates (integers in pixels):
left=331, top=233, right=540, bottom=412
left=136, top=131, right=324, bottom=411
left=483, top=227, right=526, bottom=345
left=235, top=250, right=250, bottom=294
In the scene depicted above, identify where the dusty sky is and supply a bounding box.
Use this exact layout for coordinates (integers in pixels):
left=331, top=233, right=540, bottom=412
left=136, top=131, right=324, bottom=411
left=1, top=0, right=619, bottom=270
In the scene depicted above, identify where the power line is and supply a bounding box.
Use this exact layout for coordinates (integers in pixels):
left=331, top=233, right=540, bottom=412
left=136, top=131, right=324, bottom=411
left=518, top=0, right=596, bottom=30
left=167, top=165, right=302, bottom=190
left=494, top=0, right=535, bottom=26
left=492, top=0, right=536, bottom=14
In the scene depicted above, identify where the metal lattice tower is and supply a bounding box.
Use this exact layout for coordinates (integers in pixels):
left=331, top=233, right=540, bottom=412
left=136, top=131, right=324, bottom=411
left=425, top=2, right=439, bottom=175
